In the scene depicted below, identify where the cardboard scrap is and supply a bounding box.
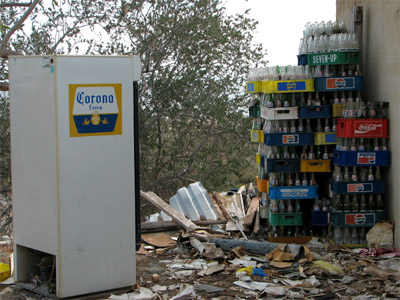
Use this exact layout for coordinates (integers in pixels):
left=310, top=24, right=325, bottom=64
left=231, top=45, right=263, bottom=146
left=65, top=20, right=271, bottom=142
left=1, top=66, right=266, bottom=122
left=142, top=233, right=177, bottom=248
left=243, top=198, right=259, bottom=226
left=367, top=221, right=394, bottom=248
left=136, top=244, right=148, bottom=255
left=269, top=261, right=294, bottom=269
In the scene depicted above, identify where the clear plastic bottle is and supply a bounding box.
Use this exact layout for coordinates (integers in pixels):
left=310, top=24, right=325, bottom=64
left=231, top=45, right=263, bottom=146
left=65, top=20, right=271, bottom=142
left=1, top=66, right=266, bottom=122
left=376, top=194, right=384, bottom=211
left=358, top=138, right=365, bottom=151
left=295, top=173, right=301, bottom=186
left=323, top=146, right=329, bottom=160
left=306, top=119, right=312, bottom=133
left=332, top=118, right=337, bottom=132
left=310, top=172, right=317, bottom=185
left=373, top=138, right=380, bottom=151
left=317, top=119, right=323, bottom=132
left=302, top=173, right=308, bottom=186
left=297, top=119, right=304, bottom=132
left=295, top=199, right=302, bottom=212
left=324, top=118, right=331, bottom=132
left=308, top=145, right=315, bottom=160
left=279, top=199, right=286, bottom=213
left=287, top=200, right=294, bottom=213
left=344, top=166, right=350, bottom=181
left=271, top=199, right=279, bottom=212
left=367, top=194, right=375, bottom=211
left=350, top=138, right=357, bottom=151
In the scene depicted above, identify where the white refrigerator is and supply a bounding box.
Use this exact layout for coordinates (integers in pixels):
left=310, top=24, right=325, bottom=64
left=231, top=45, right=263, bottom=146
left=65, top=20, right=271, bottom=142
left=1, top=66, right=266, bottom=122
left=9, top=55, right=141, bottom=298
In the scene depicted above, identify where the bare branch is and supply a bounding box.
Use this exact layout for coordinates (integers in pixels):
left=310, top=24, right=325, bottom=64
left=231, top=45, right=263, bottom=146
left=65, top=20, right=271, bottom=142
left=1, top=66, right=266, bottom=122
left=0, top=2, right=31, bottom=8
left=0, top=0, right=41, bottom=56
left=0, top=82, right=9, bottom=91
left=1, top=50, right=23, bottom=59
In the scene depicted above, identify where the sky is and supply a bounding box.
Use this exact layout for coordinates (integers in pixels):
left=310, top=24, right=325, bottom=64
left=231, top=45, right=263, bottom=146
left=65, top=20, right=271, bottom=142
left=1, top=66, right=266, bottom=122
left=223, top=0, right=336, bottom=66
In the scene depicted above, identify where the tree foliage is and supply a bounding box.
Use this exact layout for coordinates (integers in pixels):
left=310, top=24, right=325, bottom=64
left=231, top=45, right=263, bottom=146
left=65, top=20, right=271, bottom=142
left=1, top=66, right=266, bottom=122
left=0, top=0, right=266, bottom=227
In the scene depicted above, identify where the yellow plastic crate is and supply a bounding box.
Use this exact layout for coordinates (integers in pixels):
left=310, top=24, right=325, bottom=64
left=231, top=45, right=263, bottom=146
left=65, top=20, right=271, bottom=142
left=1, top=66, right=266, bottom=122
left=314, top=132, right=337, bottom=145
left=246, top=81, right=262, bottom=94
left=256, top=176, right=268, bottom=193
left=300, top=159, right=331, bottom=172
left=332, top=104, right=343, bottom=117
left=262, top=79, right=314, bottom=94
left=250, top=130, right=264, bottom=143
left=0, top=263, right=10, bottom=282
left=256, top=153, right=261, bottom=165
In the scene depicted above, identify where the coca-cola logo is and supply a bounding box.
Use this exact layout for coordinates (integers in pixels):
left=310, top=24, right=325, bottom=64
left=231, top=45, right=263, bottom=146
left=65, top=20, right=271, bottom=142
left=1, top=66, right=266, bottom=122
left=355, top=123, right=382, bottom=134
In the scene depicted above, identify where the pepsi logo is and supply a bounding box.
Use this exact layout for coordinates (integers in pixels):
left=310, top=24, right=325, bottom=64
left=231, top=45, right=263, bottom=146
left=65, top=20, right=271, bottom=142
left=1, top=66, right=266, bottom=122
left=287, top=82, right=296, bottom=90
left=335, top=78, right=346, bottom=88
left=354, top=214, right=366, bottom=225
left=356, top=184, right=364, bottom=192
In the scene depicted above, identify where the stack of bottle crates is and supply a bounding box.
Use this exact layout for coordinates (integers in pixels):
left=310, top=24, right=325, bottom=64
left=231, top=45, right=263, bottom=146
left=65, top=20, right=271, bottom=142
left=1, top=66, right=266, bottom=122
left=247, top=66, right=334, bottom=239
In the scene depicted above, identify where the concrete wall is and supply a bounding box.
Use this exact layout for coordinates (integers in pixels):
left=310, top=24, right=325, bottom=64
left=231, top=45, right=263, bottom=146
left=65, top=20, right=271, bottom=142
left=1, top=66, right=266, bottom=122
left=337, top=0, right=400, bottom=248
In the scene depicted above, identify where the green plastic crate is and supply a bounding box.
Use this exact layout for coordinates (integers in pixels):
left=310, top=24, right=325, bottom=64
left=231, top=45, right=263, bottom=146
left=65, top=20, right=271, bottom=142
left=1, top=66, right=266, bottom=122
left=249, top=105, right=260, bottom=117
left=269, top=209, right=303, bottom=226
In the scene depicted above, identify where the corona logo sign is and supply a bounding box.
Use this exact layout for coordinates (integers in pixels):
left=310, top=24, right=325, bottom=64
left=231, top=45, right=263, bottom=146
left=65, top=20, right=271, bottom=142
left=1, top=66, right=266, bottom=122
left=69, top=84, right=122, bottom=137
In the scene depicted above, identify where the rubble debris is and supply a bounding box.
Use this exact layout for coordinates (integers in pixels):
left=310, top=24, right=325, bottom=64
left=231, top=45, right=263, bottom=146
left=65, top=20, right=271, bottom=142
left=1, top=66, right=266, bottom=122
left=150, top=284, right=167, bottom=293
left=198, top=263, right=225, bottom=276
left=243, top=197, right=259, bottom=227
left=366, top=221, right=394, bottom=248
left=312, top=260, right=344, bottom=275
left=233, top=280, right=268, bottom=291
left=170, top=284, right=197, bottom=300
left=140, top=190, right=198, bottom=232
left=142, top=233, right=177, bottom=248
left=109, top=287, right=157, bottom=300
left=194, top=283, right=225, bottom=294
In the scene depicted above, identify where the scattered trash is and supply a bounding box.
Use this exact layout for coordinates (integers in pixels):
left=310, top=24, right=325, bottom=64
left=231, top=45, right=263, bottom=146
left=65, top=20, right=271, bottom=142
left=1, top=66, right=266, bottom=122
left=109, top=287, right=157, bottom=300
left=312, top=260, right=344, bottom=275
left=233, top=280, right=268, bottom=291
left=170, top=284, right=197, bottom=300
left=142, top=233, right=177, bottom=248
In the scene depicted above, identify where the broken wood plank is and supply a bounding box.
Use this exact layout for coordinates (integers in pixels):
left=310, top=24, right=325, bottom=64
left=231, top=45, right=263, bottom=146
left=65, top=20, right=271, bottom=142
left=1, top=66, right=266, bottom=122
left=243, top=198, right=259, bottom=227
left=140, top=190, right=198, bottom=232
left=141, top=219, right=228, bottom=233
left=253, top=207, right=260, bottom=234
left=210, top=192, right=230, bottom=220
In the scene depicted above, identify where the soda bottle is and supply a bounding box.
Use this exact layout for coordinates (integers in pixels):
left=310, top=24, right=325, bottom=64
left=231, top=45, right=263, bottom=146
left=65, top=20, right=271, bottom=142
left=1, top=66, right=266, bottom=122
left=300, top=93, right=306, bottom=106
left=360, top=167, right=368, bottom=181
left=302, top=173, right=308, bottom=186
left=275, top=94, right=282, bottom=107
left=273, top=226, right=278, bottom=237
left=351, top=194, right=359, bottom=211
left=315, top=92, right=321, bottom=106
left=367, top=194, right=375, bottom=211
left=291, top=93, right=297, bottom=107
left=375, top=166, right=382, bottom=181
left=283, top=146, right=290, bottom=158
left=271, top=199, right=279, bottom=212
left=340, top=91, right=346, bottom=104
left=313, top=199, right=320, bottom=211
left=316, top=146, right=322, bottom=159
left=248, top=183, right=256, bottom=198
left=351, top=227, right=360, bottom=244
left=344, top=227, right=352, bottom=244
left=283, top=94, right=290, bottom=107
left=295, top=173, right=301, bottom=186
left=322, top=198, right=329, bottom=211
left=360, top=194, right=368, bottom=212
left=344, top=166, right=350, bottom=181
left=358, top=138, right=365, bottom=151
left=301, top=146, right=307, bottom=159
left=287, top=173, right=294, bottom=186
left=323, top=146, right=329, bottom=160
left=295, top=199, right=302, bottom=212
left=294, top=226, right=300, bottom=237
left=368, top=166, right=374, bottom=181
left=287, top=200, right=294, bottom=213
left=310, top=172, right=317, bottom=185
left=279, top=199, right=286, bottom=213
left=317, top=119, right=323, bottom=132
left=368, top=102, right=376, bottom=118
left=279, top=226, right=285, bottom=237
left=308, top=145, right=315, bottom=159
left=381, top=138, right=388, bottom=151
left=333, top=91, right=340, bottom=104
left=332, top=118, right=337, bottom=132
left=324, top=118, right=331, bottom=132
left=282, top=120, right=289, bottom=133
left=344, top=195, right=351, bottom=211
left=350, top=138, right=357, bottom=151
left=359, top=227, right=366, bottom=244
left=376, top=194, right=384, bottom=211
left=351, top=166, right=358, bottom=181
left=334, top=227, right=343, bottom=244
left=307, top=92, right=314, bottom=106
left=333, top=195, right=342, bottom=211
left=373, top=138, right=380, bottom=151
left=297, top=119, right=304, bottom=132
left=266, top=93, right=274, bottom=108
left=306, top=119, right=312, bottom=133
left=290, top=120, right=297, bottom=133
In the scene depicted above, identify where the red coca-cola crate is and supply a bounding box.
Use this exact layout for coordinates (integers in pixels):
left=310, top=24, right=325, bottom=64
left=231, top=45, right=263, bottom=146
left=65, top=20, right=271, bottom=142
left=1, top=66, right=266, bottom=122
left=337, top=118, right=388, bottom=138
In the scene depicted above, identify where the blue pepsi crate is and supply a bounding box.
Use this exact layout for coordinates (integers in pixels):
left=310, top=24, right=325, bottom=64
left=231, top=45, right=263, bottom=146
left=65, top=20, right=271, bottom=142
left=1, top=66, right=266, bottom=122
left=333, top=150, right=390, bottom=166
left=265, top=158, right=300, bottom=173
left=312, top=211, right=329, bottom=226
left=330, top=211, right=384, bottom=227
left=330, top=179, right=385, bottom=194
left=297, top=54, right=308, bottom=66
left=268, top=184, right=318, bottom=199
left=264, top=133, right=314, bottom=146
left=298, top=105, right=331, bottom=119
left=314, top=76, right=363, bottom=92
